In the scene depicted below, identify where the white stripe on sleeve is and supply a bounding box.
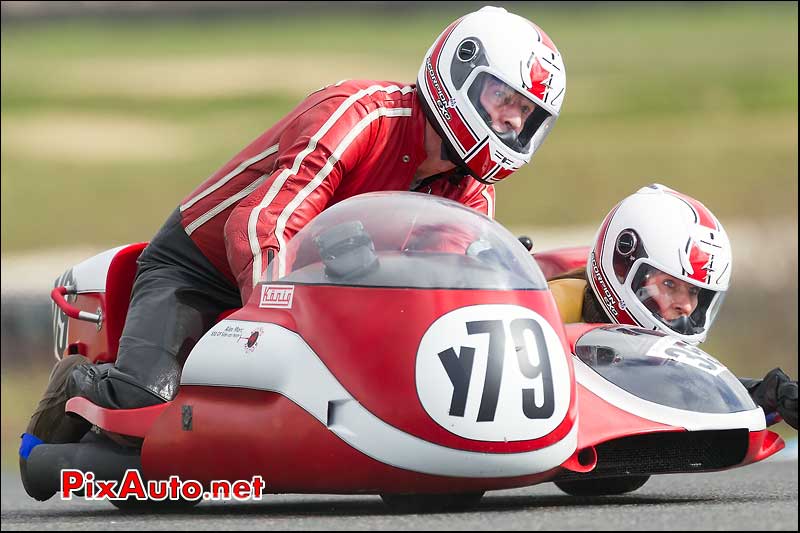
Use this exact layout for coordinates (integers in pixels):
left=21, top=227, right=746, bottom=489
left=245, top=84, right=414, bottom=288
left=274, top=107, right=412, bottom=278
left=180, top=144, right=279, bottom=212
left=185, top=174, right=270, bottom=236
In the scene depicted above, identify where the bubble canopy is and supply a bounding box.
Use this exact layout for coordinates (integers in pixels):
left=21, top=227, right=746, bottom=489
left=266, top=192, right=548, bottom=290
left=574, top=326, right=755, bottom=414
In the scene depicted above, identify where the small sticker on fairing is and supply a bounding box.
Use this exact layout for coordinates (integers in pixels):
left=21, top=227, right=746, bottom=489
left=210, top=324, right=245, bottom=340
left=416, top=304, right=571, bottom=442
left=259, top=285, right=294, bottom=309
left=52, top=269, right=75, bottom=360
left=207, top=324, right=264, bottom=355
left=241, top=328, right=264, bottom=353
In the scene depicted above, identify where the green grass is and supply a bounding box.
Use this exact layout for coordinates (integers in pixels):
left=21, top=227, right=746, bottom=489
left=2, top=366, right=51, bottom=469
left=1, top=2, right=797, bottom=253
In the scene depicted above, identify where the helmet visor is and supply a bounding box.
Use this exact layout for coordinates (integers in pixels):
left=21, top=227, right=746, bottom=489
left=467, top=72, right=552, bottom=155
left=630, top=263, right=725, bottom=337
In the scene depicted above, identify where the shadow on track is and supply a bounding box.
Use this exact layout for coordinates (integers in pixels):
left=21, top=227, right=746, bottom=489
left=14, top=492, right=764, bottom=519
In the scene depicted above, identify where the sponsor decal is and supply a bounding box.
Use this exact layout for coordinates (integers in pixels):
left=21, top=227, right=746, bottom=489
left=209, top=324, right=264, bottom=356
left=589, top=252, right=620, bottom=319
left=259, top=284, right=294, bottom=309
left=426, top=57, right=453, bottom=121
left=437, top=97, right=458, bottom=111
left=210, top=324, right=246, bottom=339
left=241, top=327, right=264, bottom=353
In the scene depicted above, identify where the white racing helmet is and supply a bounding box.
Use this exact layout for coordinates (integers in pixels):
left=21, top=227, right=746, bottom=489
left=587, top=184, right=733, bottom=344
left=417, top=6, right=566, bottom=184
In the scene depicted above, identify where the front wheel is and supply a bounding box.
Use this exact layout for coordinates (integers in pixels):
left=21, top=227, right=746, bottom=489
left=380, top=491, right=484, bottom=513
left=555, top=475, right=650, bottom=496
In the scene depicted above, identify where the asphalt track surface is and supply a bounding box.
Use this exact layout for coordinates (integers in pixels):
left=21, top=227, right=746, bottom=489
left=2, top=452, right=796, bottom=531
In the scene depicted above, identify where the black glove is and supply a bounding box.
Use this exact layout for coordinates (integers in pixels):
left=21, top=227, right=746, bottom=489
left=776, top=377, right=798, bottom=429
left=313, top=220, right=378, bottom=280
left=740, top=368, right=798, bottom=430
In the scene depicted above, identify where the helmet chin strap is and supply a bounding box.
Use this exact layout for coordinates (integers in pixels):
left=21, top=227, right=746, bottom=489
left=439, top=141, right=468, bottom=174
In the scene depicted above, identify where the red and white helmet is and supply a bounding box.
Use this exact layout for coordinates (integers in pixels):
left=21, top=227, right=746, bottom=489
left=417, top=6, right=566, bottom=184
left=587, top=184, right=733, bottom=344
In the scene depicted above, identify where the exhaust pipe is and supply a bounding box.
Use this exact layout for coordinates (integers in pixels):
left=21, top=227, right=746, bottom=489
left=561, top=446, right=598, bottom=474
left=20, top=437, right=142, bottom=501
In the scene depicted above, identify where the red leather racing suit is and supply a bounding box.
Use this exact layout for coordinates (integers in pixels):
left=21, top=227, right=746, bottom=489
left=179, top=79, right=495, bottom=302
left=57, top=79, right=497, bottom=414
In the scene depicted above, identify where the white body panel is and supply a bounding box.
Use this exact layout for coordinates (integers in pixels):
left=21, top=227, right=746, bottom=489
left=182, top=320, right=577, bottom=478
left=68, top=245, right=127, bottom=293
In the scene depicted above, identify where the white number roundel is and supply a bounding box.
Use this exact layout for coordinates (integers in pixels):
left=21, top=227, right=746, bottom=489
left=416, top=305, right=570, bottom=442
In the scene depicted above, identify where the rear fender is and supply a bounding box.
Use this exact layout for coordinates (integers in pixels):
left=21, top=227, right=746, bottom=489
left=52, top=243, right=147, bottom=363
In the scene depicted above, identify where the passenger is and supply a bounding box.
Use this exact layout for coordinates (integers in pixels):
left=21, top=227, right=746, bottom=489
left=546, top=184, right=797, bottom=429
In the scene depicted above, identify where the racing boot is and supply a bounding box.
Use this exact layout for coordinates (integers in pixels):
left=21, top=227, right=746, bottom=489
left=19, top=354, right=93, bottom=500
left=740, top=368, right=798, bottom=429
left=66, top=360, right=173, bottom=410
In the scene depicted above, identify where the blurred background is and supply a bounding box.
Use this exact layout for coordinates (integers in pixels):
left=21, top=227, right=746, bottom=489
left=1, top=1, right=797, bottom=467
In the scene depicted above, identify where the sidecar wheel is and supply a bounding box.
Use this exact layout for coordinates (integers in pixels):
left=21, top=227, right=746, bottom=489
left=555, top=475, right=650, bottom=496
left=380, top=491, right=484, bottom=513
left=110, top=497, right=201, bottom=512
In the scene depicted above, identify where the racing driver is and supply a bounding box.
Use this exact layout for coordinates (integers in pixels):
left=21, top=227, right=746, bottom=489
left=20, top=5, right=569, bottom=499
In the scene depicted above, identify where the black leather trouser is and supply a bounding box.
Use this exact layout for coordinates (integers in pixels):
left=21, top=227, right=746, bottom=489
left=69, top=208, right=242, bottom=409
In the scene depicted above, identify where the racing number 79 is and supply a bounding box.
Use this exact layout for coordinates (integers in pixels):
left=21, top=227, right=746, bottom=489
left=438, top=319, right=554, bottom=422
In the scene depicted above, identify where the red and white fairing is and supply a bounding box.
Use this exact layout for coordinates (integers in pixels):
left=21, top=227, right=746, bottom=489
left=139, top=192, right=579, bottom=492
left=58, top=193, right=782, bottom=500
left=560, top=323, right=782, bottom=472
left=535, top=247, right=782, bottom=473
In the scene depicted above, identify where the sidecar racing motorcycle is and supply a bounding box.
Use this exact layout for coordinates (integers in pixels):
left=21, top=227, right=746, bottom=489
left=22, top=192, right=783, bottom=510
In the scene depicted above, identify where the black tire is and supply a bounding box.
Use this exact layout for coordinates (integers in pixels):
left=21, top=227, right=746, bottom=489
left=555, top=475, right=650, bottom=496
left=380, top=492, right=484, bottom=513
left=110, top=496, right=201, bottom=512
